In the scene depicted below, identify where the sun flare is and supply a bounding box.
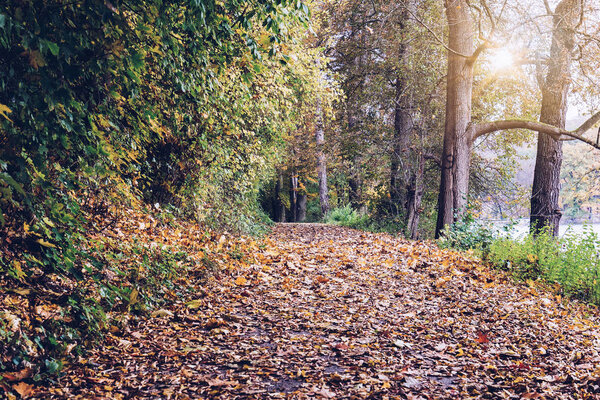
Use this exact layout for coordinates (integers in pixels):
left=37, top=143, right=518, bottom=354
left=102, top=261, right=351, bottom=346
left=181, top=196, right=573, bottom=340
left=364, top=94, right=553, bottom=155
left=489, top=48, right=515, bottom=71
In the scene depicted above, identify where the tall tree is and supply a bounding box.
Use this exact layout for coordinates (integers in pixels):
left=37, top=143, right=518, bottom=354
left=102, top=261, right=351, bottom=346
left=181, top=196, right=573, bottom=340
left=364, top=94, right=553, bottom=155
left=315, top=97, right=331, bottom=215
left=434, top=0, right=600, bottom=237
left=436, top=0, right=476, bottom=237
left=530, top=0, right=582, bottom=235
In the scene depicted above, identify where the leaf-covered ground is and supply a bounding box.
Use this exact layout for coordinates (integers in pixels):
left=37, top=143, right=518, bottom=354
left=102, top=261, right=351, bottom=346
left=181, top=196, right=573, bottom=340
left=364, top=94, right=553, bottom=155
left=35, top=224, right=600, bottom=399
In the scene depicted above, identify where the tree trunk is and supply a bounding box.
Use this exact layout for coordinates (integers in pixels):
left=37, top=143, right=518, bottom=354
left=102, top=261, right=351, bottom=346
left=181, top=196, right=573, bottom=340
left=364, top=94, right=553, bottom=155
left=289, top=174, right=298, bottom=222
left=530, top=0, right=581, bottom=236
left=390, top=74, right=413, bottom=213
left=348, top=174, right=361, bottom=208
left=296, top=192, right=307, bottom=222
left=315, top=97, right=330, bottom=217
left=347, top=110, right=362, bottom=208
left=390, top=1, right=417, bottom=219
left=390, top=18, right=413, bottom=211
left=406, top=154, right=425, bottom=239
left=435, top=0, right=475, bottom=238
left=274, top=171, right=285, bottom=222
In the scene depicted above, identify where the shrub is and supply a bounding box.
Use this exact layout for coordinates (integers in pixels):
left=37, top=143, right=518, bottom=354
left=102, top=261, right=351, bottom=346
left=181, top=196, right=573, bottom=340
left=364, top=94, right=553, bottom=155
left=488, top=225, right=600, bottom=304
left=325, top=204, right=368, bottom=228
left=438, top=213, right=498, bottom=257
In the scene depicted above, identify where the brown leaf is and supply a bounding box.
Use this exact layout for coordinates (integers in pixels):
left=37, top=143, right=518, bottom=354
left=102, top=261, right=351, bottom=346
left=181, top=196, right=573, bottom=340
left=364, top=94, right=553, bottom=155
left=12, top=382, right=34, bottom=398
left=476, top=331, right=489, bottom=344
left=206, top=377, right=237, bottom=387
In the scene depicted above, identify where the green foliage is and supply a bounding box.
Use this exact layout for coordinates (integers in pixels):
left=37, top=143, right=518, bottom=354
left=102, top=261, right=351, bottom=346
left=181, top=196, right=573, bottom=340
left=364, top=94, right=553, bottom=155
left=324, top=204, right=368, bottom=227
left=0, top=0, right=312, bottom=379
left=437, top=214, right=498, bottom=257
left=324, top=203, right=410, bottom=235
left=488, top=226, right=600, bottom=304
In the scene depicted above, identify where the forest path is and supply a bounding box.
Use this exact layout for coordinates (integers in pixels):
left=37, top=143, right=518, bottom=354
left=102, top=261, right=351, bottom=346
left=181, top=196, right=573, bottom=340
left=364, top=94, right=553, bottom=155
left=41, top=224, right=600, bottom=399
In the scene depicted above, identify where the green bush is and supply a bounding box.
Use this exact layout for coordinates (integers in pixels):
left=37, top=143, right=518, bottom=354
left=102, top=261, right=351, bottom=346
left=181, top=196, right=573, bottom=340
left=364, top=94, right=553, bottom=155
left=488, top=225, right=600, bottom=304
left=325, top=204, right=368, bottom=228
left=438, top=213, right=498, bottom=257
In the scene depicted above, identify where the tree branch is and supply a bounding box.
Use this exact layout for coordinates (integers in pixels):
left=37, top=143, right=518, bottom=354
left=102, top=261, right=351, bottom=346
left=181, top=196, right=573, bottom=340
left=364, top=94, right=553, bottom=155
left=403, top=6, right=472, bottom=58
left=542, top=0, right=553, bottom=16
left=470, top=111, right=600, bottom=150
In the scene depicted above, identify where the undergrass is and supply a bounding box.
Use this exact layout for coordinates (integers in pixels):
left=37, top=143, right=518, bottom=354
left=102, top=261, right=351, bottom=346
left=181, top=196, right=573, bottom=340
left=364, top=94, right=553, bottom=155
left=440, top=216, right=600, bottom=305
left=488, top=226, right=600, bottom=304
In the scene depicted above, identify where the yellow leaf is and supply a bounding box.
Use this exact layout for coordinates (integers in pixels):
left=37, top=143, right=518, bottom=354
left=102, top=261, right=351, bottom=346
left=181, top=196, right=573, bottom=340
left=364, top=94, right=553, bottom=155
left=36, top=239, right=57, bottom=248
left=186, top=299, right=203, bottom=309
left=11, top=261, right=26, bottom=280
left=0, top=103, right=12, bottom=122
left=129, top=288, right=139, bottom=305
left=234, top=276, right=247, bottom=286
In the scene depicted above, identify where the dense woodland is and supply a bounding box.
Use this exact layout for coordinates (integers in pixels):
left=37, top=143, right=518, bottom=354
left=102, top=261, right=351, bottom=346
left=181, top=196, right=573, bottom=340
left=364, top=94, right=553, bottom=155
left=2, top=0, right=600, bottom=396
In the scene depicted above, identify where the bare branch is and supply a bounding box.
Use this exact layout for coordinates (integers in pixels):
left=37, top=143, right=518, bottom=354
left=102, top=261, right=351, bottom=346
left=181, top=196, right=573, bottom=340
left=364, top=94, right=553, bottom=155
left=470, top=111, right=600, bottom=150
left=480, top=0, right=496, bottom=32
left=468, top=42, right=491, bottom=64
left=542, top=0, right=553, bottom=15
left=575, top=110, right=600, bottom=135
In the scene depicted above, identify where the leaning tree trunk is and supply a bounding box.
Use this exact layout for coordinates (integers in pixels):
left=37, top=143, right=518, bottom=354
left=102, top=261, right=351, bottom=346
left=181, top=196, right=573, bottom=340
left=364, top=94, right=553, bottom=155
left=530, top=0, right=581, bottom=236
left=435, top=0, right=475, bottom=238
left=315, top=97, right=330, bottom=216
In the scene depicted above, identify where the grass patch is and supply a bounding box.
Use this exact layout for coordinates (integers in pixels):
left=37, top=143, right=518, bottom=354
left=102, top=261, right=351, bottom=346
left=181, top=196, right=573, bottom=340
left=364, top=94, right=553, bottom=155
left=488, top=226, right=600, bottom=303
left=439, top=217, right=600, bottom=305
left=324, top=205, right=406, bottom=234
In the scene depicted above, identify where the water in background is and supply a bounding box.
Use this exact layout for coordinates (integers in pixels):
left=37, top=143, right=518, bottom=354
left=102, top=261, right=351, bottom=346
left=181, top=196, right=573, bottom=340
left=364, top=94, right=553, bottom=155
left=492, top=219, right=600, bottom=239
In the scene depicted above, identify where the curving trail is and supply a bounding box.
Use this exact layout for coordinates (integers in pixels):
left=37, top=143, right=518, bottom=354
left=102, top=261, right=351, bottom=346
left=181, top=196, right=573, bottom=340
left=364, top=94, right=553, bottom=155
left=40, top=224, right=600, bottom=399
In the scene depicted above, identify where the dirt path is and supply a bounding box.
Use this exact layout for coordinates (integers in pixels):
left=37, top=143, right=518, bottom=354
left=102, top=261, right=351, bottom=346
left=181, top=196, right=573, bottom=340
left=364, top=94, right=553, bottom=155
left=40, top=224, right=600, bottom=399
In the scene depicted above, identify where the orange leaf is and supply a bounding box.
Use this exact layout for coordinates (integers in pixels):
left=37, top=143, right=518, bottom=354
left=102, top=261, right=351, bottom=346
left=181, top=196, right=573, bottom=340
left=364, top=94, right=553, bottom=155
left=12, top=382, right=34, bottom=398
left=476, top=331, right=489, bottom=344
left=2, top=368, right=32, bottom=382
left=234, top=276, right=247, bottom=286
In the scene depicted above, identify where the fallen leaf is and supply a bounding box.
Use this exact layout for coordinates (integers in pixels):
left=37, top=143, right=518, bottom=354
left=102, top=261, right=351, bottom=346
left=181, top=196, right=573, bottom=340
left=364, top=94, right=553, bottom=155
left=2, top=368, right=32, bottom=382
left=234, top=276, right=248, bottom=286
left=12, top=382, right=34, bottom=398
left=150, top=309, right=173, bottom=318
left=476, top=331, right=489, bottom=344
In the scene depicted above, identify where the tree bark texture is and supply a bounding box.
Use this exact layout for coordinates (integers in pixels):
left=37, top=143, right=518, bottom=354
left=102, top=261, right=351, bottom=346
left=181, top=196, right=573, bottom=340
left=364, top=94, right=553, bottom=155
left=390, top=9, right=413, bottom=211
left=530, top=0, right=581, bottom=236
left=435, top=0, right=475, bottom=238
left=315, top=97, right=330, bottom=217
left=289, top=174, right=298, bottom=222
left=296, top=192, right=307, bottom=222
left=273, top=171, right=286, bottom=222
left=406, top=153, right=425, bottom=239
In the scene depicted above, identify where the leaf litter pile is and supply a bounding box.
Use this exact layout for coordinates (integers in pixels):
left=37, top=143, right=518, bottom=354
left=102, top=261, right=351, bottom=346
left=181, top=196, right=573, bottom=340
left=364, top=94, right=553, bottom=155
left=37, top=224, right=600, bottom=399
